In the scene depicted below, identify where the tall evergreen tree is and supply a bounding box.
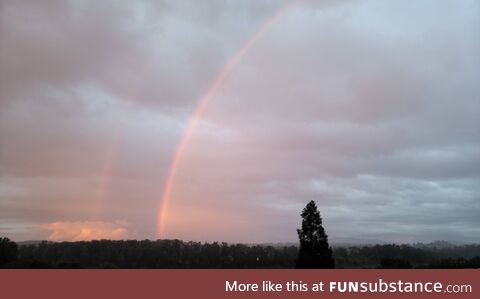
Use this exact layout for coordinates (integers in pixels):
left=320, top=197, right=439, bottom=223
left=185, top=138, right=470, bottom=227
left=296, top=200, right=334, bottom=268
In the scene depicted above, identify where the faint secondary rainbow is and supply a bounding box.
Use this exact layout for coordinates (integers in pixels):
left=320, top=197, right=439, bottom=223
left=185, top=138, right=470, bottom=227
left=94, top=129, right=121, bottom=217
left=157, top=1, right=299, bottom=238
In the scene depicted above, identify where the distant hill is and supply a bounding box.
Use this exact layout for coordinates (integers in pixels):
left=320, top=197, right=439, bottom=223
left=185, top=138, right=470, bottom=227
left=16, top=239, right=471, bottom=248
left=413, top=240, right=467, bottom=249
left=16, top=240, right=47, bottom=246
left=331, top=237, right=388, bottom=246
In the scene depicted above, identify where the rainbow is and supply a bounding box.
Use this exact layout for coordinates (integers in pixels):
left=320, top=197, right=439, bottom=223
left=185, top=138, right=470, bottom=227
left=156, top=1, right=299, bottom=238
left=94, top=130, right=121, bottom=216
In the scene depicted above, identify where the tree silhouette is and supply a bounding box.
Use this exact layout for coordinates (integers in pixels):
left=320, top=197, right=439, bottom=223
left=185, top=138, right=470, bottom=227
left=296, top=200, right=334, bottom=268
left=0, top=237, right=18, bottom=267
left=1, top=235, right=478, bottom=268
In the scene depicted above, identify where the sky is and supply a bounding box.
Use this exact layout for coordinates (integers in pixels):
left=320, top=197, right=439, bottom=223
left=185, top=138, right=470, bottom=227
left=0, top=0, right=479, bottom=244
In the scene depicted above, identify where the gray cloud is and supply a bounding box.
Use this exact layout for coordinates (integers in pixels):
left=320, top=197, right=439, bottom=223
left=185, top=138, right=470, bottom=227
left=1, top=0, right=479, bottom=243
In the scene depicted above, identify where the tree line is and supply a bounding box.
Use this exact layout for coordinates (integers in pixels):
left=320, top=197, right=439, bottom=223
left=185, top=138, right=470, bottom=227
left=1, top=237, right=479, bottom=269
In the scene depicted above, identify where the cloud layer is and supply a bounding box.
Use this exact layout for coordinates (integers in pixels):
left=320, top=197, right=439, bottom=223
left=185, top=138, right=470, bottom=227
left=1, top=0, right=479, bottom=243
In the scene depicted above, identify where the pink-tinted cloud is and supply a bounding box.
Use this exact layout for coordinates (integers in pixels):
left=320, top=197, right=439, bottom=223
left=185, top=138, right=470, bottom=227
left=1, top=0, right=479, bottom=244
left=40, top=221, right=128, bottom=241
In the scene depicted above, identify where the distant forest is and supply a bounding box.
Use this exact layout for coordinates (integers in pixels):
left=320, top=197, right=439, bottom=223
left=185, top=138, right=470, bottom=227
left=1, top=238, right=479, bottom=269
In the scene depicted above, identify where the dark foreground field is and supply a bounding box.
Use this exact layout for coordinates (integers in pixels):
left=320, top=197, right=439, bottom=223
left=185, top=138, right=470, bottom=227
left=1, top=239, right=479, bottom=269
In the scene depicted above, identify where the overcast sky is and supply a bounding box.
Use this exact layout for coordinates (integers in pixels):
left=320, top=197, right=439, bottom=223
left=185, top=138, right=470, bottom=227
left=1, top=0, right=479, bottom=244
